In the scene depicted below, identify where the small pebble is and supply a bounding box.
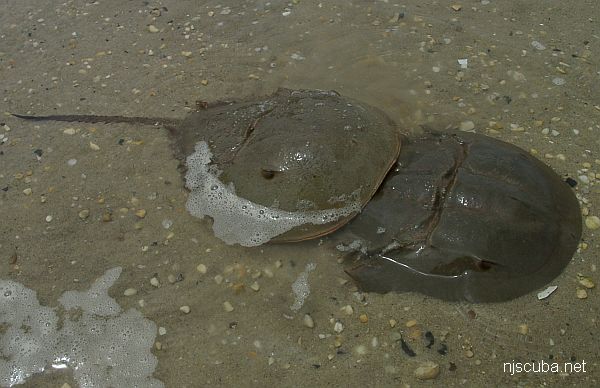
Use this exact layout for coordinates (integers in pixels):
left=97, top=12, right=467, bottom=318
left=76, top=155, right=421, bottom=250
left=459, top=120, right=475, bottom=132
left=537, top=285, right=558, bottom=299
left=584, top=216, right=600, bottom=230
left=371, top=336, right=379, bottom=348
left=100, top=210, right=112, bottom=222
left=354, top=345, right=367, bottom=355
left=150, top=277, right=160, bottom=287
left=78, top=209, right=90, bottom=220
left=250, top=281, right=260, bottom=291
left=67, top=158, right=77, bottom=166
left=334, top=337, right=343, bottom=348
left=414, top=361, right=440, bottom=380
left=578, top=277, right=595, bottom=289
left=303, top=314, right=315, bottom=328
left=223, top=301, right=234, bottom=312
left=22, top=188, right=32, bottom=195
left=518, top=324, right=529, bottom=335
left=135, top=209, right=147, bottom=218
left=148, top=25, right=159, bottom=33
left=576, top=288, right=588, bottom=299
left=333, top=321, right=344, bottom=333
left=214, top=274, right=223, bottom=284
left=465, top=349, right=474, bottom=358
left=123, top=288, right=137, bottom=296
left=89, top=142, right=100, bottom=151
left=179, top=305, right=191, bottom=314
left=196, top=263, right=207, bottom=274
left=531, top=41, right=546, bottom=50
left=341, top=305, right=353, bottom=315
left=389, top=319, right=397, bottom=328
left=579, top=175, right=590, bottom=184
left=359, top=314, right=369, bottom=323
left=45, top=215, right=53, bottom=223
left=158, top=326, right=167, bottom=335
left=406, top=319, right=417, bottom=327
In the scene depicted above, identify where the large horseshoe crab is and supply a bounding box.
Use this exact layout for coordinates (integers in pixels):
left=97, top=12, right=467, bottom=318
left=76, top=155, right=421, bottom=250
left=12, top=88, right=402, bottom=245
left=337, top=131, right=582, bottom=302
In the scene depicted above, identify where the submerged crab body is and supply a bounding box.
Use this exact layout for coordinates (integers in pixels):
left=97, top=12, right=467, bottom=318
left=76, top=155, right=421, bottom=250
left=341, top=131, right=582, bottom=302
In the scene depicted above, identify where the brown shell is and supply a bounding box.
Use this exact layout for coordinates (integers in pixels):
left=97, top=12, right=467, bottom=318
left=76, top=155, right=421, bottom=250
left=340, top=131, right=582, bottom=302
left=174, top=88, right=402, bottom=242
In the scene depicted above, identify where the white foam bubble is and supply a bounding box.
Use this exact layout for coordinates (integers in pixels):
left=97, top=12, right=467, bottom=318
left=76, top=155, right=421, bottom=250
left=184, top=141, right=361, bottom=246
left=290, top=263, right=317, bottom=311
left=0, top=268, right=163, bottom=387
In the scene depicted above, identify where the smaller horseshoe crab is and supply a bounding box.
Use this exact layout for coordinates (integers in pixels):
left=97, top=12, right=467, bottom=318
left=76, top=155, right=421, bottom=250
left=13, top=88, right=401, bottom=246
left=337, top=131, right=582, bottom=302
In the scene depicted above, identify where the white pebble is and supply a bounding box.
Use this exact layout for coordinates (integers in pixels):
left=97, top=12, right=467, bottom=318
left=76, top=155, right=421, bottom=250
left=150, top=277, right=160, bottom=287
left=459, top=120, right=475, bottom=132
left=531, top=41, right=546, bottom=50
left=552, top=77, right=566, bottom=86
left=123, top=288, right=137, bottom=296
left=414, top=361, right=440, bottom=380
left=579, top=175, right=590, bottom=184
left=333, top=321, right=344, bottom=333
left=340, top=305, right=354, bottom=315
left=67, top=158, right=77, bottom=166
left=196, top=263, right=207, bottom=274
left=158, top=326, right=167, bottom=335
left=537, top=285, right=558, bottom=300
left=371, top=337, right=379, bottom=348
left=303, top=314, right=315, bottom=328
left=223, top=301, right=234, bottom=312
left=179, top=305, right=191, bottom=314
left=585, top=216, right=600, bottom=230
left=45, top=215, right=53, bottom=222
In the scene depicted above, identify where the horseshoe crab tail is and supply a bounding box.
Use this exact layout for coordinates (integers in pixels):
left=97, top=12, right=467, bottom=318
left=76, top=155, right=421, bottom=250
left=11, top=113, right=182, bottom=132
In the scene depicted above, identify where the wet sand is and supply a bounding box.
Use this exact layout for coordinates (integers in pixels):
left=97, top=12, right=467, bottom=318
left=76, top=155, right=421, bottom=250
left=1, top=1, right=598, bottom=386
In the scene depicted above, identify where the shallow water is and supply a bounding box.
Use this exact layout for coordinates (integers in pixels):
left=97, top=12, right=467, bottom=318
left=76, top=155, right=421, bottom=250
left=1, top=1, right=599, bottom=386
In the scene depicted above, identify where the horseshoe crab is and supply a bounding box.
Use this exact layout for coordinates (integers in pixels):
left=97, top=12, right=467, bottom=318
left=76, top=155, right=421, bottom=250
left=338, top=131, right=582, bottom=302
left=13, top=88, right=401, bottom=246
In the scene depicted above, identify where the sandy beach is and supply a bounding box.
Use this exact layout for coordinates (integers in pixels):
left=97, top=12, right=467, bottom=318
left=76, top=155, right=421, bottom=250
left=1, top=1, right=598, bottom=386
